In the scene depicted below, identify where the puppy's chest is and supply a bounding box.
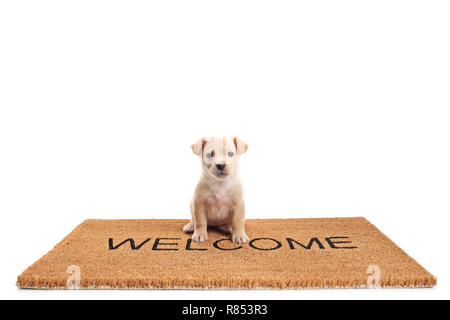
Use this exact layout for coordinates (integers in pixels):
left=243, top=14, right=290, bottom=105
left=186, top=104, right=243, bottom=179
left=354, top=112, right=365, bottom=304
left=206, top=191, right=234, bottom=208
left=205, top=191, right=234, bottom=222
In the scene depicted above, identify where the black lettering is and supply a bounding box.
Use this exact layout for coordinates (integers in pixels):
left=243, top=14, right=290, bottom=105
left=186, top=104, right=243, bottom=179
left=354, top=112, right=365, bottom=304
left=286, top=237, right=325, bottom=250
left=213, top=239, right=243, bottom=251
left=108, top=238, right=151, bottom=250
left=326, top=236, right=358, bottom=249
left=186, top=239, right=207, bottom=251
left=249, top=238, right=282, bottom=251
left=152, top=238, right=180, bottom=251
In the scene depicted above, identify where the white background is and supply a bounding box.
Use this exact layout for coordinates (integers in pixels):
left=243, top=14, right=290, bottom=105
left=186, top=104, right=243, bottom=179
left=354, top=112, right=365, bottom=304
left=0, top=1, right=449, bottom=300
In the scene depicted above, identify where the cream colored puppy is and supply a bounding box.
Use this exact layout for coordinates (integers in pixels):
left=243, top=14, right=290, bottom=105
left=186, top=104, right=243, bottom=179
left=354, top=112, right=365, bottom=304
left=183, top=136, right=249, bottom=244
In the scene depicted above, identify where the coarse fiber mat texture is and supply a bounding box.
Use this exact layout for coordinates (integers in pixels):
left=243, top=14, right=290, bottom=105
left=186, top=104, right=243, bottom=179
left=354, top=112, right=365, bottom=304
left=17, top=218, right=436, bottom=289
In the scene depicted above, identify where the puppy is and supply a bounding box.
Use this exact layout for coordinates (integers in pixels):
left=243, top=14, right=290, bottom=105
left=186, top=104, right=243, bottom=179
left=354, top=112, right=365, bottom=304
left=183, top=136, right=249, bottom=244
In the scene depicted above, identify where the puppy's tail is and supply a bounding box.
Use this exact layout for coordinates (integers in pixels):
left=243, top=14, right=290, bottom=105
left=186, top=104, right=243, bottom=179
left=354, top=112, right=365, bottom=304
left=183, top=221, right=194, bottom=233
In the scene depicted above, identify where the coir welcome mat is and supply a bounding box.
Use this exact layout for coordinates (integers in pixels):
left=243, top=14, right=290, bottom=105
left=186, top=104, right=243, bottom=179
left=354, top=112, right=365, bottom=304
left=17, top=218, right=436, bottom=289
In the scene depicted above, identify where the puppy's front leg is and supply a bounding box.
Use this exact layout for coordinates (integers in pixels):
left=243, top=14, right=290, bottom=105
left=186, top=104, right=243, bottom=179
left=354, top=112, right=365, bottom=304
left=231, top=201, right=249, bottom=244
left=192, top=202, right=208, bottom=242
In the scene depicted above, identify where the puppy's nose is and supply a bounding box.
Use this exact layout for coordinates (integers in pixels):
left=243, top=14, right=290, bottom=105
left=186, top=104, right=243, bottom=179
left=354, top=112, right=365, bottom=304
left=216, top=164, right=226, bottom=171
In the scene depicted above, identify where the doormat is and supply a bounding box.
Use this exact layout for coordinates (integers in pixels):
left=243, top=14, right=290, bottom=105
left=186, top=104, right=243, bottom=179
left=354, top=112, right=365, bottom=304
left=17, top=218, right=436, bottom=289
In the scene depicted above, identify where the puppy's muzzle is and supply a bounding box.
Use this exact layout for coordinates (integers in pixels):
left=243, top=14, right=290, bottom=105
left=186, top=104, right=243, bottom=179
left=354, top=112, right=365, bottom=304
left=216, top=164, right=226, bottom=171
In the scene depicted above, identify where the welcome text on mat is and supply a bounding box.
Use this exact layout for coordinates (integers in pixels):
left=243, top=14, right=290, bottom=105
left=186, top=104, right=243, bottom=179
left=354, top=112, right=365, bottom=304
left=108, top=236, right=358, bottom=251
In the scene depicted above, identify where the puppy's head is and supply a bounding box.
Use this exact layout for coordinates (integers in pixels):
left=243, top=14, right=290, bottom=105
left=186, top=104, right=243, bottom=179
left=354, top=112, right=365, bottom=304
left=192, top=136, right=248, bottom=181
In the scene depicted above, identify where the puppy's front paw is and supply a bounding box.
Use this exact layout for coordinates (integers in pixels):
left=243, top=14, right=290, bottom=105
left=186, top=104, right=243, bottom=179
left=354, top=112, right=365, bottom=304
left=232, top=232, right=249, bottom=244
left=192, top=230, right=208, bottom=242
left=183, top=222, right=194, bottom=233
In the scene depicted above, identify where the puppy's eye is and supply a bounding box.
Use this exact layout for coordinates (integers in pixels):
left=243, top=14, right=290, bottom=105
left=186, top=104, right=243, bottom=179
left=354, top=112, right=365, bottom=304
left=228, top=151, right=234, bottom=157
left=206, top=152, right=214, bottom=158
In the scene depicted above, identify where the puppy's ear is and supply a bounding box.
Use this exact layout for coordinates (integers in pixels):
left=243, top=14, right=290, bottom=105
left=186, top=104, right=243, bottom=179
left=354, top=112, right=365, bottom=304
left=234, top=136, right=248, bottom=155
left=191, top=137, right=206, bottom=156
